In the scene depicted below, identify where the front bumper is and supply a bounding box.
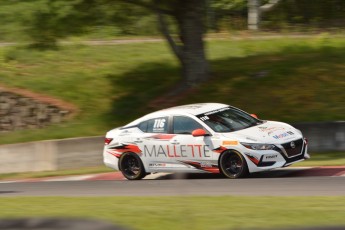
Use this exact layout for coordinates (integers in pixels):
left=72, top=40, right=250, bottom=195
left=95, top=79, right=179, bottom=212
left=243, top=138, right=308, bottom=172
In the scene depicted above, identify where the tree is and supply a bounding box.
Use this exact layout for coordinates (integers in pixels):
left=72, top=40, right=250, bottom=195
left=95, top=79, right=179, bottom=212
left=144, top=0, right=209, bottom=86
left=248, top=0, right=281, bottom=30
left=263, top=0, right=345, bottom=28
left=26, top=0, right=209, bottom=88
left=209, top=0, right=248, bottom=31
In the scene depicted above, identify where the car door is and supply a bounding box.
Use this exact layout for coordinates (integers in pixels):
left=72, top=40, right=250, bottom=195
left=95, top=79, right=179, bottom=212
left=169, top=116, right=219, bottom=172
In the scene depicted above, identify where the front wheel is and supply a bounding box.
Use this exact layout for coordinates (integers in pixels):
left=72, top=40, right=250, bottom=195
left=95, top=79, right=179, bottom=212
left=119, top=152, right=146, bottom=180
left=219, top=150, right=248, bottom=179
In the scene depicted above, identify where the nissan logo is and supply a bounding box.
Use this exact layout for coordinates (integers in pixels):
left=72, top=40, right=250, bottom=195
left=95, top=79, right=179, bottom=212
left=290, top=141, right=296, bottom=148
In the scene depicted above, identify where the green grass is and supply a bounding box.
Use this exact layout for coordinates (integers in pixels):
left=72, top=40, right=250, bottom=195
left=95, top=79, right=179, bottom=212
left=295, top=152, right=345, bottom=167
left=0, top=35, right=344, bottom=144
left=182, top=36, right=345, bottom=122
left=0, top=196, right=345, bottom=230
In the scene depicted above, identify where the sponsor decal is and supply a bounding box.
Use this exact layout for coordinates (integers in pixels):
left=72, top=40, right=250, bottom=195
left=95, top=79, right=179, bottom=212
left=200, top=161, right=213, bottom=167
left=153, top=118, right=167, bottom=132
left=258, top=126, right=286, bottom=135
left=222, top=140, right=238, bottom=146
left=272, top=131, right=295, bottom=140
left=246, top=153, right=277, bottom=166
left=179, top=160, right=219, bottom=173
left=203, top=107, right=230, bottom=116
left=149, top=163, right=166, bottom=167
left=143, top=144, right=211, bottom=158
left=199, top=116, right=209, bottom=121
left=258, top=127, right=268, bottom=131
left=265, top=154, right=278, bottom=159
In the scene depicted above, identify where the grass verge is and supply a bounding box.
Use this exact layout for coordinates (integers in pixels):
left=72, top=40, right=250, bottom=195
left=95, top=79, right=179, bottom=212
left=0, top=166, right=113, bottom=181
left=294, top=152, right=345, bottom=167
left=0, top=196, right=345, bottom=230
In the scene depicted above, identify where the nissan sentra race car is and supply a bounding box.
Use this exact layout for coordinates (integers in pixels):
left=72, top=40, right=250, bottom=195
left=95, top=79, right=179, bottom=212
left=103, top=103, right=309, bottom=180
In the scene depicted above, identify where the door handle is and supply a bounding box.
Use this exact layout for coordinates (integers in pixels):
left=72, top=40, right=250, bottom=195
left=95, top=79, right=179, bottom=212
left=134, top=139, right=143, bottom=143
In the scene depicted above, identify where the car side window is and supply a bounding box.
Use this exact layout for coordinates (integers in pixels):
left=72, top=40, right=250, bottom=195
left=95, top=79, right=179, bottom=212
left=139, top=117, right=169, bottom=133
left=173, top=116, right=204, bottom=135
left=138, top=121, right=148, bottom=132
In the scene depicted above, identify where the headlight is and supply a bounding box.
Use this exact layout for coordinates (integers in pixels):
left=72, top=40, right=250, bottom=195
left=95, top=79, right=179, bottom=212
left=241, top=142, right=275, bottom=150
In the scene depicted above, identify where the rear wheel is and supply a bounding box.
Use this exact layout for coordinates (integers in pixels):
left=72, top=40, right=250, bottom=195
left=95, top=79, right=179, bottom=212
left=119, top=152, right=146, bottom=180
left=219, top=150, right=248, bottom=179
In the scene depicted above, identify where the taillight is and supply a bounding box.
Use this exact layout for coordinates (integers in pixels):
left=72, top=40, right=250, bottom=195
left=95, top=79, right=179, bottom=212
left=105, top=138, right=113, bottom=145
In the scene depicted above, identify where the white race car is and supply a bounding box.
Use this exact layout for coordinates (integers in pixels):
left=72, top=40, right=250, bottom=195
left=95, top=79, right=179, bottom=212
left=103, top=103, right=309, bottom=180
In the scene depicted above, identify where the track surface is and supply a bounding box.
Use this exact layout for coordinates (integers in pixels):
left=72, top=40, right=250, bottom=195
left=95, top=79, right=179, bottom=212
left=1, top=167, right=345, bottom=197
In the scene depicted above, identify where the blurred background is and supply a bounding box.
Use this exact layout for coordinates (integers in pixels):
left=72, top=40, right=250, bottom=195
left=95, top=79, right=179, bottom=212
left=0, top=0, right=344, bottom=230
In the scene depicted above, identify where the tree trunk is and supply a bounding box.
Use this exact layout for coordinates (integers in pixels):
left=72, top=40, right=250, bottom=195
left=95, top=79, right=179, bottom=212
left=176, top=0, right=209, bottom=86
left=132, top=0, right=209, bottom=87
left=248, top=0, right=261, bottom=30
left=248, top=0, right=281, bottom=30
left=156, top=0, right=209, bottom=87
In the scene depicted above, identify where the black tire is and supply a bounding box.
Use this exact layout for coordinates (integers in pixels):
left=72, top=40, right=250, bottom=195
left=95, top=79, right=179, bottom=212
left=119, top=152, right=146, bottom=180
left=219, top=150, right=249, bottom=179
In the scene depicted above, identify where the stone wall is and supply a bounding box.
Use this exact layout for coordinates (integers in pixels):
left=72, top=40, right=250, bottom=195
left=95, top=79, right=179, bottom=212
left=0, top=136, right=104, bottom=174
left=0, top=85, right=76, bottom=132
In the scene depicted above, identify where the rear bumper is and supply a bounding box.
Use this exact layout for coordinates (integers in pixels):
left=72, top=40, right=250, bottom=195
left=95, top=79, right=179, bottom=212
left=103, top=148, right=120, bottom=170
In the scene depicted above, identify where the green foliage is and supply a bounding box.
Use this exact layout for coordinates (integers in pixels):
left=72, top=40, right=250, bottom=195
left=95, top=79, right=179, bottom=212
left=3, top=0, right=345, bottom=44
left=0, top=1, right=38, bottom=41
left=24, top=0, right=103, bottom=47
left=211, top=0, right=247, bottom=12
left=262, top=0, right=345, bottom=30
left=209, top=0, right=247, bottom=31
left=0, top=0, right=161, bottom=43
left=210, top=0, right=345, bottom=31
left=96, top=1, right=157, bottom=36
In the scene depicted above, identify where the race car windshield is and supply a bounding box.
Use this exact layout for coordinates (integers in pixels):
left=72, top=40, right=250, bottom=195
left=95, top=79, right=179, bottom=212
left=197, top=107, right=262, bottom=133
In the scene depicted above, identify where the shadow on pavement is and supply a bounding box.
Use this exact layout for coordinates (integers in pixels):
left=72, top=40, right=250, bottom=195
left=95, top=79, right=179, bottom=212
left=0, top=191, right=19, bottom=194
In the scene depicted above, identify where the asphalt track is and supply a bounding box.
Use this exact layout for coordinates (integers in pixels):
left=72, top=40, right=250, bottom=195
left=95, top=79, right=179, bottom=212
left=1, top=167, right=345, bottom=197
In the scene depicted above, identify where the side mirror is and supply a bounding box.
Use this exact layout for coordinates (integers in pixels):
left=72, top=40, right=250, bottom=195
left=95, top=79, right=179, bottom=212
left=250, top=114, right=258, bottom=119
left=192, top=129, right=207, bottom=137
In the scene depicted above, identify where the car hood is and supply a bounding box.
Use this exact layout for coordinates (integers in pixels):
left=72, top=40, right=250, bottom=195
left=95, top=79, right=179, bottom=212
left=221, top=121, right=302, bottom=144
